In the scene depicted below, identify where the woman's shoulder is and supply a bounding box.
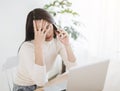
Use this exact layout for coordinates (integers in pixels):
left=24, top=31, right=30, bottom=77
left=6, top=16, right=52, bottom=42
left=20, top=41, right=34, bottom=49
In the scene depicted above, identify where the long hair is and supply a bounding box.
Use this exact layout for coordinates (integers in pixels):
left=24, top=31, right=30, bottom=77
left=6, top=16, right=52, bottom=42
left=25, top=8, right=57, bottom=41
left=18, top=8, right=57, bottom=52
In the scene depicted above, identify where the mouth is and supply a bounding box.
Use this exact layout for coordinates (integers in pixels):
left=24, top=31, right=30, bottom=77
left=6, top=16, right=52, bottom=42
left=46, top=35, right=52, bottom=40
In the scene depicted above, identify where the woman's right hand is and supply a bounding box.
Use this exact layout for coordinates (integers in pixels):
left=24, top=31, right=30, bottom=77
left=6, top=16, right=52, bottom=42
left=33, top=19, right=51, bottom=46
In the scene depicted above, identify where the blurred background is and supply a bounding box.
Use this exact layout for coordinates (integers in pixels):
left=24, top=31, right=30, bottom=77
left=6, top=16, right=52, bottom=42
left=0, top=0, right=120, bottom=91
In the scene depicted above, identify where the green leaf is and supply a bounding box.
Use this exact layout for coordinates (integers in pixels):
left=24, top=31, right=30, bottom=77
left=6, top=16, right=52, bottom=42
left=43, top=0, right=81, bottom=40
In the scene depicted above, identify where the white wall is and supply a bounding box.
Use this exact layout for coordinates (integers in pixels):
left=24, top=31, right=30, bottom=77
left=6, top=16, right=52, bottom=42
left=96, top=0, right=120, bottom=59
left=71, top=0, right=120, bottom=59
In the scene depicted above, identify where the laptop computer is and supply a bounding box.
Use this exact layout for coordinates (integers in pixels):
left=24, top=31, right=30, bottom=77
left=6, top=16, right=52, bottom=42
left=67, top=60, right=109, bottom=91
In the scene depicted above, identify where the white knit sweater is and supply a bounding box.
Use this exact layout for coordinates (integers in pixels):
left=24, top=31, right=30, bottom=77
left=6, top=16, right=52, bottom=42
left=14, top=38, right=77, bottom=86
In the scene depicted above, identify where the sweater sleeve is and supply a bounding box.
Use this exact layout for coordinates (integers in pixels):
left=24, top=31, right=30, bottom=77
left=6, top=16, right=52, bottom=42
left=18, top=42, right=47, bottom=86
left=57, top=40, right=77, bottom=70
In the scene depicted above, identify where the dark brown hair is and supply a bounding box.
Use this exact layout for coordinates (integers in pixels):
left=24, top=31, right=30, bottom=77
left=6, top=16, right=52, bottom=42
left=18, top=8, right=57, bottom=52
left=25, top=8, right=57, bottom=41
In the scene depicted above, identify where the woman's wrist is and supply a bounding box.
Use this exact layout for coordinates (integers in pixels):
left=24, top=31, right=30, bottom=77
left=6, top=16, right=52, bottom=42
left=34, top=41, right=43, bottom=47
left=35, top=44, right=43, bottom=49
left=34, top=40, right=44, bottom=66
left=64, top=43, right=71, bottom=48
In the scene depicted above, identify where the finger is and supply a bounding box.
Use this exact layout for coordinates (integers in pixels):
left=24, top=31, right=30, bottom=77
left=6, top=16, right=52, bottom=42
left=58, top=29, right=63, bottom=33
left=57, top=30, right=63, bottom=36
left=38, top=19, right=43, bottom=32
left=62, top=32, right=66, bottom=36
left=57, top=33, right=63, bottom=39
left=41, top=20, right=46, bottom=32
left=44, top=24, right=52, bottom=35
left=63, top=32, right=68, bottom=37
left=42, top=20, right=46, bottom=28
left=57, top=35, right=63, bottom=41
left=55, top=29, right=62, bottom=35
left=62, top=33, right=67, bottom=39
left=42, top=22, right=49, bottom=34
left=59, top=32, right=67, bottom=39
left=44, top=24, right=51, bottom=35
left=33, top=20, right=37, bottom=32
left=61, top=30, right=68, bottom=36
left=55, top=31, right=59, bottom=36
left=43, top=21, right=48, bottom=29
left=61, top=30, right=67, bottom=34
left=57, top=29, right=65, bottom=37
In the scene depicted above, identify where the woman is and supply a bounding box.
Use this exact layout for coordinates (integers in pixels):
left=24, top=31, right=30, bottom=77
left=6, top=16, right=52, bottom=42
left=13, top=8, right=77, bottom=91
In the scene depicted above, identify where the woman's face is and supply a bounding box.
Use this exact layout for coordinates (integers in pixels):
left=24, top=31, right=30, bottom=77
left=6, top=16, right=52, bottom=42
left=35, top=20, right=54, bottom=41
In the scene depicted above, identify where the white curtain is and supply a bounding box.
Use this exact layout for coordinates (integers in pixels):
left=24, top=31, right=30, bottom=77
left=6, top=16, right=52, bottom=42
left=97, top=0, right=120, bottom=59
left=71, top=0, right=120, bottom=90
left=71, top=0, right=120, bottom=59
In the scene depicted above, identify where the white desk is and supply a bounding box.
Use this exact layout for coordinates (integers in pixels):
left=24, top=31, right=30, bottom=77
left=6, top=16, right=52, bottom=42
left=44, top=72, right=68, bottom=91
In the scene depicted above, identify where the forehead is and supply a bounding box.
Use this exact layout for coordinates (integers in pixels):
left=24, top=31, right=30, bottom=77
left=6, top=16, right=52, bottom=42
left=35, top=19, right=54, bottom=28
left=35, top=19, right=50, bottom=23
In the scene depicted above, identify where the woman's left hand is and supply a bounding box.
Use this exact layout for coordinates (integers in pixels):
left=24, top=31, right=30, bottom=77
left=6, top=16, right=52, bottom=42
left=56, top=29, right=70, bottom=46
